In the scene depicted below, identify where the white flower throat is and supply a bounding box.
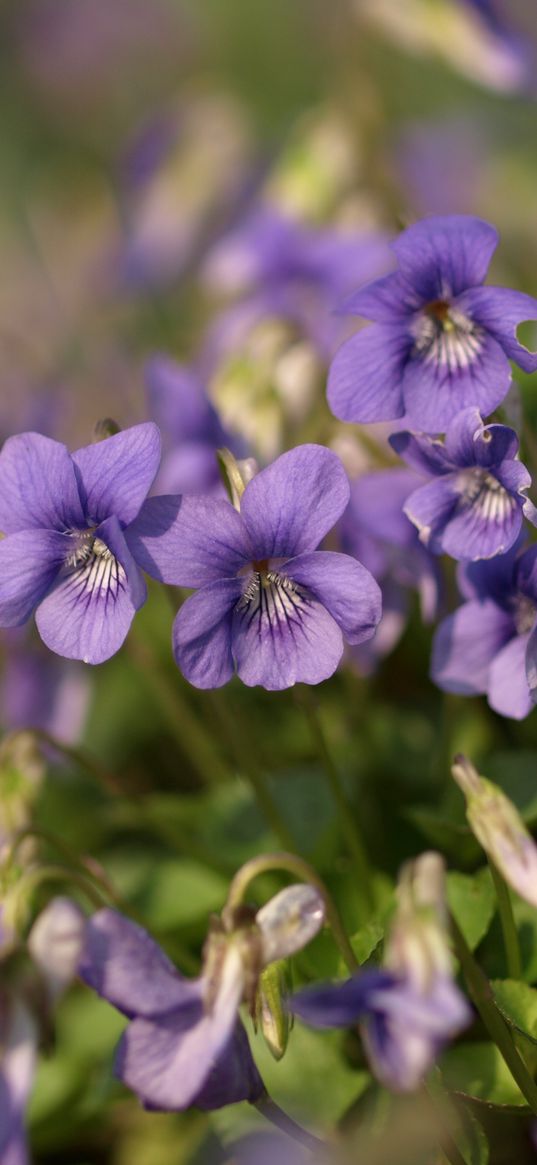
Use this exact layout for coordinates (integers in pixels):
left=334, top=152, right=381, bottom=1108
left=64, top=530, right=126, bottom=600
left=413, top=299, right=484, bottom=371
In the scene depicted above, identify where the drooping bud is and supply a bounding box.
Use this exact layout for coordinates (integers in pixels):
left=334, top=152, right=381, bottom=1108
left=452, top=753, right=537, bottom=908
left=256, top=960, right=291, bottom=1061
left=27, top=898, right=85, bottom=1003
left=385, top=852, right=453, bottom=991
left=256, top=884, right=326, bottom=966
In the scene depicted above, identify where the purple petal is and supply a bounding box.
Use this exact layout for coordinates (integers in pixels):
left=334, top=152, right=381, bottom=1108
left=0, top=530, right=66, bottom=626
left=292, top=970, right=396, bottom=1028
left=460, top=285, right=537, bottom=372
left=341, top=270, right=420, bottom=321
left=392, top=215, right=498, bottom=299
left=194, top=1022, right=264, bottom=1110
left=390, top=431, right=450, bottom=476
left=283, top=551, right=382, bottom=645
left=515, top=544, right=537, bottom=603
left=116, top=945, right=244, bottom=1110
left=439, top=481, right=523, bottom=561
left=342, top=468, right=426, bottom=551
left=240, top=445, right=350, bottom=559
left=35, top=516, right=146, bottom=664
left=0, top=432, right=84, bottom=535
left=155, top=444, right=222, bottom=496
left=145, top=357, right=223, bottom=445
left=127, top=496, right=252, bottom=587
left=401, top=331, right=512, bottom=432
left=461, top=541, right=521, bottom=603
left=327, top=324, right=409, bottom=424
left=403, top=479, right=459, bottom=554
left=232, top=586, right=344, bottom=690
left=431, top=599, right=514, bottom=695
left=72, top=423, right=161, bottom=527
left=488, top=633, right=533, bottom=720
left=442, top=406, right=485, bottom=465
left=79, top=909, right=203, bottom=1019
left=172, top=579, right=242, bottom=689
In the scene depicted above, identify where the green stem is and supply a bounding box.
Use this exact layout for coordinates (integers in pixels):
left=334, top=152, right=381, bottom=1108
left=223, top=851, right=358, bottom=974
left=255, top=1094, right=327, bottom=1154
left=298, top=691, right=374, bottom=917
left=128, top=632, right=231, bottom=787
left=208, top=692, right=296, bottom=851
left=32, top=728, right=121, bottom=795
left=451, top=917, right=537, bottom=1115
left=489, top=859, right=522, bottom=980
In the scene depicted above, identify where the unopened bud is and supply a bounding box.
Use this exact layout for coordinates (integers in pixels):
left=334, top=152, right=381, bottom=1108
left=386, top=852, right=452, bottom=990
left=452, top=754, right=537, bottom=908
left=217, top=448, right=256, bottom=510
left=256, top=960, right=291, bottom=1061
left=28, top=898, right=85, bottom=1002
left=92, top=418, right=121, bottom=442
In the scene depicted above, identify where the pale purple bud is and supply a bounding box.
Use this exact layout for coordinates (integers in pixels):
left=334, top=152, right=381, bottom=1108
left=386, top=852, right=453, bottom=990
left=27, top=897, right=85, bottom=1001
left=452, top=754, right=537, bottom=908
left=256, top=884, right=326, bottom=966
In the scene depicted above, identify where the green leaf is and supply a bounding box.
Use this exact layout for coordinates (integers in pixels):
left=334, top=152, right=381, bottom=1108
left=405, top=807, right=479, bottom=864
left=491, top=979, right=537, bottom=1046
left=348, top=918, right=384, bottom=966
left=251, top=1023, right=370, bottom=1124
left=441, top=1042, right=528, bottom=1110
left=485, top=752, right=537, bottom=827
left=447, top=868, right=495, bottom=952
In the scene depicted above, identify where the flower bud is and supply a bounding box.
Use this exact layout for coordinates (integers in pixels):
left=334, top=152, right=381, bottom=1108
left=256, top=884, right=325, bottom=965
left=452, top=754, right=537, bottom=907
left=386, top=852, right=452, bottom=991
left=256, top=960, right=291, bottom=1061
left=27, top=898, right=85, bottom=1002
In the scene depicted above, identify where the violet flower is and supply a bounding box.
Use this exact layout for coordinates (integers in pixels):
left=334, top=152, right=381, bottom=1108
left=431, top=541, right=537, bottom=718
left=0, top=423, right=179, bottom=664
left=292, top=854, right=470, bottom=1092
left=339, top=467, right=441, bottom=673
left=78, top=884, right=325, bottom=1112
left=391, top=407, right=537, bottom=561
left=327, top=214, right=537, bottom=432
left=128, top=445, right=382, bottom=689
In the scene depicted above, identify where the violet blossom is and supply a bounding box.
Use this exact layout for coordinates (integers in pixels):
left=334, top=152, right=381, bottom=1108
left=391, top=406, right=537, bottom=561
left=127, top=445, right=382, bottom=689
left=0, top=423, right=179, bottom=665
left=431, top=541, right=537, bottom=719
left=327, top=214, right=537, bottom=432
left=292, top=854, right=470, bottom=1092
left=78, top=884, right=325, bottom=1112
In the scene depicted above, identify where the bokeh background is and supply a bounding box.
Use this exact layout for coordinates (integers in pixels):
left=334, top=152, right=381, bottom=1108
left=3, top=1, right=537, bottom=1162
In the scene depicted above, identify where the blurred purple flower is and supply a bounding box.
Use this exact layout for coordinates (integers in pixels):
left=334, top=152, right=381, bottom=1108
left=1, top=630, right=89, bottom=743
left=293, top=967, right=468, bottom=1093
left=145, top=355, right=242, bottom=496
left=432, top=540, right=537, bottom=718
left=339, top=467, right=441, bottom=673
left=0, top=999, right=36, bottom=1165
left=391, top=407, right=536, bottom=561
left=0, top=423, right=180, bottom=664
left=79, top=884, right=325, bottom=1111
left=128, top=445, right=382, bottom=689
left=328, top=214, right=537, bottom=432
left=204, top=206, right=392, bottom=360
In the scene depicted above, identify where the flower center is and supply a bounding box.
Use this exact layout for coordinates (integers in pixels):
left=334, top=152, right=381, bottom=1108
left=455, top=467, right=516, bottom=523
left=413, top=301, right=483, bottom=371
left=237, top=565, right=306, bottom=630
left=63, top=530, right=125, bottom=601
